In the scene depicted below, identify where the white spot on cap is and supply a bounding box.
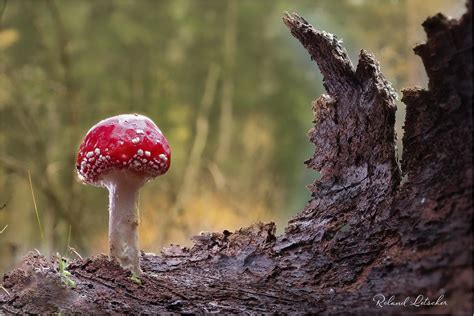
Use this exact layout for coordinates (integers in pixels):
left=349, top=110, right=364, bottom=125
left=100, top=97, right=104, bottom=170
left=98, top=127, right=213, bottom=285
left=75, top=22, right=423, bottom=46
left=159, top=154, right=167, bottom=161
left=94, top=148, right=100, bottom=155
left=86, top=151, right=94, bottom=158
left=137, top=149, right=144, bottom=156
left=132, top=137, right=140, bottom=144
left=145, top=151, right=151, bottom=157
left=136, top=129, right=144, bottom=134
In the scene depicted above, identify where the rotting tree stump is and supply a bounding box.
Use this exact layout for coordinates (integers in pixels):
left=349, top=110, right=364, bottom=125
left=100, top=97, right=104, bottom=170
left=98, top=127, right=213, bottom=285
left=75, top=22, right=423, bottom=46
left=1, top=2, right=472, bottom=314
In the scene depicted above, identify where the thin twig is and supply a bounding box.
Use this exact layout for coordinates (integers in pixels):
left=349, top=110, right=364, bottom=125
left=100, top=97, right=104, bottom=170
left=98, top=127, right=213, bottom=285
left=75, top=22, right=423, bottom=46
left=0, top=285, right=10, bottom=296
left=0, top=155, right=28, bottom=175
left=69, top=247, right=83, bottom=260
left=0, top=224, right=7, bottom=234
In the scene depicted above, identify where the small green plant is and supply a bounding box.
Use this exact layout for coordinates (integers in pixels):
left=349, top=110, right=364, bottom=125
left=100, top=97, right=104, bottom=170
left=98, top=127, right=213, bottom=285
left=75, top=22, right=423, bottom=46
left=130, top=273, right=142, bottom=285
left=57, top=254, right=76, bottom=289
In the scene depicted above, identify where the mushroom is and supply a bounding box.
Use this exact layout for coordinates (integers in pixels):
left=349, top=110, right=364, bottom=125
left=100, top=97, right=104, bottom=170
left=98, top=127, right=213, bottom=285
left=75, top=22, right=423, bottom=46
left=76, top=114, right=171, bottom=275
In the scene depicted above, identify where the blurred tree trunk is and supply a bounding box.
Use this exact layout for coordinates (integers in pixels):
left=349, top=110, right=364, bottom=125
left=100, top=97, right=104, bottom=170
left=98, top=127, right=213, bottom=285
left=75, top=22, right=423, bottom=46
left=214, top=0, right=237, bottom=170
left=46, top=0, right=82, bottom=237
left=159, top=64, right=220, bottom=244
left=0, top=2, right=472, bottom=314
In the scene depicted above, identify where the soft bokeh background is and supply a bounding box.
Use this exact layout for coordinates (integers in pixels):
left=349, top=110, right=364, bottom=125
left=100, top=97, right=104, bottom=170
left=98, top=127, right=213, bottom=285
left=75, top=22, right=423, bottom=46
left=0, top=0, right=465, bottom=272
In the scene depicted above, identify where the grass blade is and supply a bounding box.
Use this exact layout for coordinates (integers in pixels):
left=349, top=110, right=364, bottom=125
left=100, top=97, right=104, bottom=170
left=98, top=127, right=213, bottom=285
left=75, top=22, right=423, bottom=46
left=65, top=224, right=71, bottom=255
left=28, top=170, right=44, bottom=241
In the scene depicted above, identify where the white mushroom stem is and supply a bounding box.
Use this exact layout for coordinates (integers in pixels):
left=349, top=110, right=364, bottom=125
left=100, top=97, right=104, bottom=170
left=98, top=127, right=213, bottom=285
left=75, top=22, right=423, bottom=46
left=102, top=171, right=145, bottom=275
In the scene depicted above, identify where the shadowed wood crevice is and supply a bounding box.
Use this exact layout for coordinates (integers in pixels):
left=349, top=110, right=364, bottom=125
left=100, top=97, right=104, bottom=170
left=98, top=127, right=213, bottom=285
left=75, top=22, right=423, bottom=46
left=1, top=2, right=472, bottom=314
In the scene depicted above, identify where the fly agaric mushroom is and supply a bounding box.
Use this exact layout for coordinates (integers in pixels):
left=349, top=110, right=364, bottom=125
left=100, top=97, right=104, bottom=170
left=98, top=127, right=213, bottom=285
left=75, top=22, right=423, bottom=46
left=76, top=114, right=170, bottom=275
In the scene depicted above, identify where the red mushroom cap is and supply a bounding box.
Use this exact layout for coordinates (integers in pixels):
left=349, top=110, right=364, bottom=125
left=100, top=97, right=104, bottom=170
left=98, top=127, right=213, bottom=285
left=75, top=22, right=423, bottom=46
left=76, top=114, right=171, bottom=185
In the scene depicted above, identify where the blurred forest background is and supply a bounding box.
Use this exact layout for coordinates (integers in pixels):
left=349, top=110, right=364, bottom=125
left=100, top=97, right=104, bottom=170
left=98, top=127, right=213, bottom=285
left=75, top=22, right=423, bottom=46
left=0, top=0, right=465, bottom=272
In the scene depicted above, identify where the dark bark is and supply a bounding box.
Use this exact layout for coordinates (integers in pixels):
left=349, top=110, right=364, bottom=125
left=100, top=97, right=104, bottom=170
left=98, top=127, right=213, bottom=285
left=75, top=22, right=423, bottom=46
left=1, top=2, right=472, bottom=314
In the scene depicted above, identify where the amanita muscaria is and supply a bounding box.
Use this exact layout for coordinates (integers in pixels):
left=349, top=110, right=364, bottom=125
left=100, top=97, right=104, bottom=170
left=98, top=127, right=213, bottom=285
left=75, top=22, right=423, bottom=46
left=76, top=114, right=171, bottom=274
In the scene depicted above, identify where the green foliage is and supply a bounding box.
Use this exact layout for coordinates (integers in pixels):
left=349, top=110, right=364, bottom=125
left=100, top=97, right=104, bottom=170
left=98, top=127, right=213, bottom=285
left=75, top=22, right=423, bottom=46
left=130, top=273, right=142, bottom=285
left=57, top=254, right=76, bottom=289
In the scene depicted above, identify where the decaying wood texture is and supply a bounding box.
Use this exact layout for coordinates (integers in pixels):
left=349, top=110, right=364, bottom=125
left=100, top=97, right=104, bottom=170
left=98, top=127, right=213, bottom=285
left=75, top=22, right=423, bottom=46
left=1, top=2, right=472, bottom=314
